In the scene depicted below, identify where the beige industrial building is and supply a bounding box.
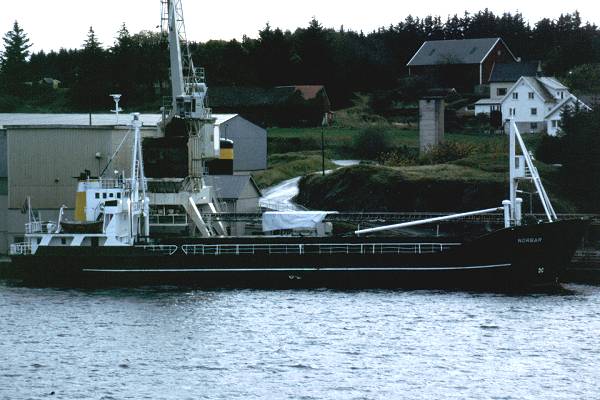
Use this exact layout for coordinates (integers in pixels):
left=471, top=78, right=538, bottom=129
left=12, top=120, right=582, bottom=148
left=0, top=113, right=266, bottom=253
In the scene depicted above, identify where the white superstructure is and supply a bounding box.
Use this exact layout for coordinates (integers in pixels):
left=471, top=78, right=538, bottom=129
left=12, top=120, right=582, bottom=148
left=10, top=114, right=150, bottom=255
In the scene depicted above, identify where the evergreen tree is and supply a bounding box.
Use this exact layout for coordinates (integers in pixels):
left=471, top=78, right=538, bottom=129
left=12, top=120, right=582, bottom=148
left=70, top=27, right=110, bottom=110
left=0, top=21, right=33, bottom=94
left=559, top=108, right=600, bottom=211
left=111, top=23, right=136, bottom=100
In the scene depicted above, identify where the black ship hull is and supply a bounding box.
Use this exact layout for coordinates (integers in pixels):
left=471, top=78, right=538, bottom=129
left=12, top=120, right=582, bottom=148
left=8, top=219, right=587, bottom=290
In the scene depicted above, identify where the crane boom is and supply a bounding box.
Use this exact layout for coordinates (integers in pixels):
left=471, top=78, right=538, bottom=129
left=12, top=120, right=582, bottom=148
left=166, top=1, right=185, bottom=99
left=161, top=0, right=211, bottom=121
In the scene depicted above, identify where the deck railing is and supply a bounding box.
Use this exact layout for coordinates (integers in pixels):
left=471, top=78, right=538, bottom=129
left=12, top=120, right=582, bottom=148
left=179, top=242, right=460, bottom=256
left=138, top=245, right=179, bottom=256
left=25, top=221, right=57, bottom=234
left=9, top=242, right=32, bottom=256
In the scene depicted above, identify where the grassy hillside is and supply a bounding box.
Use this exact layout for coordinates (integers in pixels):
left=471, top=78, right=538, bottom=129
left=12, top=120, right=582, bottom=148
left=295, top=153, right=579, bottom=213
left=268, top=126, right=508, bottom=160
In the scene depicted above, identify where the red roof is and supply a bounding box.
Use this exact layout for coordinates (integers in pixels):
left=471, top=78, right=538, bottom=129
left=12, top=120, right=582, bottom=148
left=277, top=85, right=325, bottom=100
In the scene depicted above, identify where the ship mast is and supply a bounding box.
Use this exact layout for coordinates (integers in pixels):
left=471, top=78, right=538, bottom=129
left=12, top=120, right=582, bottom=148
left=130, top=113, right=150, bottom=238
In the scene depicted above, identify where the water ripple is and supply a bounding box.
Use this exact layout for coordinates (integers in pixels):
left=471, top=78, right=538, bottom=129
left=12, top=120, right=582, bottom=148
left=1, top=283, right=600, bottom=399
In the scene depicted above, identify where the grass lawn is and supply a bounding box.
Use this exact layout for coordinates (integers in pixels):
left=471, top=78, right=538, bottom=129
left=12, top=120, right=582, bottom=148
left=268, top=126, right=510, bottom=159
left=262, top=126, right=553, bottom=207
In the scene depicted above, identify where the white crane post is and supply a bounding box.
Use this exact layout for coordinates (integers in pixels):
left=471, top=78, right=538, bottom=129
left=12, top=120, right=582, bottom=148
left=509, top=121, right=517, bottom=224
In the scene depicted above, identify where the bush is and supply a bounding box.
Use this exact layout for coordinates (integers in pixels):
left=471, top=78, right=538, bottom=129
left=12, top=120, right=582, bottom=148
left=352, top=127, right=390, bottom=159
left=420, top=142, right=476, bottom=164
left=381, top=146, right=419, bottom=166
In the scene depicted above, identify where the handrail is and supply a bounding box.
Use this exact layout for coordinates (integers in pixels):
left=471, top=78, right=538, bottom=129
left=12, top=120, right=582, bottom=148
left=10, top=242, right=32, bottom=255
left=180, top=242, right=461, bottom=256
left=138, top=245, right=178, bottom=256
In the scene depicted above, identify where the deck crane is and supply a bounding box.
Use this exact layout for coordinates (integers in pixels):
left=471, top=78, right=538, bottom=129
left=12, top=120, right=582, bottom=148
left=160, top=0, right=219, bottom=178
left=159, top=0, right=227, bottom=237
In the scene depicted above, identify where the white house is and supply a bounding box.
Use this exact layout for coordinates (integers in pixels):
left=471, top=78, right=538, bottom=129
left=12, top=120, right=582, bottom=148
left=501, top=76, right=590, bottom=136
left=474, top=62, right=539, bottom=115
left=476, top=75, right=590, bottom=136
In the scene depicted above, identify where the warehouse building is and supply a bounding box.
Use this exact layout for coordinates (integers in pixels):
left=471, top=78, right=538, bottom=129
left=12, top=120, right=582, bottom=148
left=0, top=113, right=267, bottom=253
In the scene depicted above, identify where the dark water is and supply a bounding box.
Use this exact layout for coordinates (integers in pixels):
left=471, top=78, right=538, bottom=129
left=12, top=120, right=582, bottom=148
left=2, top=283, right=600, bottom=400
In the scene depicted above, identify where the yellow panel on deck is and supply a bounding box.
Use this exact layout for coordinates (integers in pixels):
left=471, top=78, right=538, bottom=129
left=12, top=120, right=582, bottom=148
left=220, top=148, right=234, bottom=160
left=75, top=192, right=86, bottom=221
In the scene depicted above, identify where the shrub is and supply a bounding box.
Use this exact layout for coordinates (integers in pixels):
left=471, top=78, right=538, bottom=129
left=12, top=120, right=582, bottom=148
left=420, top=142, right=476, bottom=164
left=381, top=146, right=419, bottom=166
left=352, top=127, right=390, bottom=159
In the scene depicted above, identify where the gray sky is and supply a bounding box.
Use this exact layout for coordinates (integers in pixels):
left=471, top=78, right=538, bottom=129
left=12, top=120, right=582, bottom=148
left=1, top=0, right=598, bottom=52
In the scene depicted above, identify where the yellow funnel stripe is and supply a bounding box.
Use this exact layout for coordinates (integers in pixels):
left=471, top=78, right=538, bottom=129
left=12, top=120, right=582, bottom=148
left=75, top=192, right=86, bottom=221
left=220, top=148, right=234, bottom=160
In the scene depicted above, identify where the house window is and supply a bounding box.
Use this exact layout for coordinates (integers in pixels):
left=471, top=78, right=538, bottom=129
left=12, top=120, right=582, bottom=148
left=95, top=193, right=100, bottom=199
left=109, top=193, right=114, bottom=198
left=561, top=92, right=564, bottom=99
left=531, top=108, right=537, bottom=116
left=528, top=92, right=534, bottom=99
left=551, top=120, right=558, bottom=128
left=509, top=108, right=516, bottom=116
left=103, top=193, right=107, bottom=199
left=497, top=88, right=507, bottom=96
left=117, top=193, right=121, bottom=199
left=530, top=122, right=538, bottom=130
left=513, top=92, right=519, bottom=100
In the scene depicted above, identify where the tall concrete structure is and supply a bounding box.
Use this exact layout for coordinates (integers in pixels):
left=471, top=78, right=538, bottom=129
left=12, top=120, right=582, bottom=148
left=419, top=97, right=445, bottom=153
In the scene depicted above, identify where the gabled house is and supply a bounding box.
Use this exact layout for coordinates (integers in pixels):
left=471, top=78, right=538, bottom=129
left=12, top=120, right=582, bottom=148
left=474, top=61, right=540, bottom=115
left=488, top=62, right=540, bottom=99
left=407, top=37, right=517, bottom=90
left=500, top=76, right=591, bottom=136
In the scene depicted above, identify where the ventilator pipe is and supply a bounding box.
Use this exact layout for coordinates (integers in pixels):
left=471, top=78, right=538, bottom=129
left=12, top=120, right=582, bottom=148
left=515, top=198, right=523, bottom=226
left=503, top=200, right=512, bottom=228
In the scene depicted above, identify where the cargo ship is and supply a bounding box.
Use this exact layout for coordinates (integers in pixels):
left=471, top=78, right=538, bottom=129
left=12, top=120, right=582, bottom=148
left=7, top=115, right=587, bottom=289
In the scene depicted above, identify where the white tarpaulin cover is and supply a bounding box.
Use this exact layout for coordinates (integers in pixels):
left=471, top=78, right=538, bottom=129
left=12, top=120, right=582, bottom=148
left=262, top=211, right=334, bottom=232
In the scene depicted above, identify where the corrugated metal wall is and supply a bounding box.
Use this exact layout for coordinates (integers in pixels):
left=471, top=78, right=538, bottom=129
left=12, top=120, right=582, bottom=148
left=0, top=129, right=7, bottom=178
left=7, top=126, right=139, bottom=209
left=219, top=116, right=267, bottom=172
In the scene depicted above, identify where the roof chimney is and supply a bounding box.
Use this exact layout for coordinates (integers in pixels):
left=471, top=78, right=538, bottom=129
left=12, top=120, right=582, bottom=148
left=537, top=61, right=543, bottom=77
